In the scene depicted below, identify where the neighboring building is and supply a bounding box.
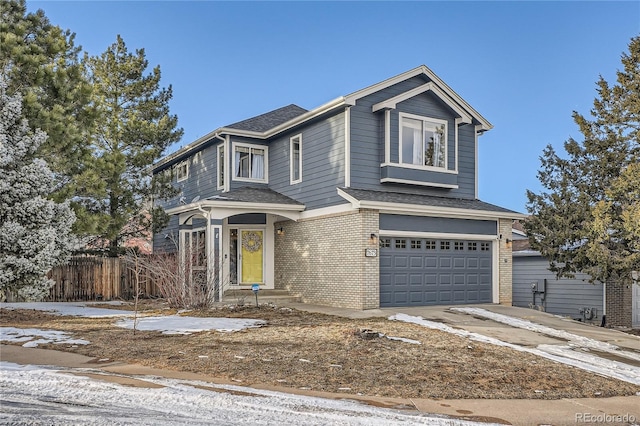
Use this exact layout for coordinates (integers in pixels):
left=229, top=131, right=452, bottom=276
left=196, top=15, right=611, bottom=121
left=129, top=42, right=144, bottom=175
left=512, top=223, right=640, bottom=328
left=152, top=66, right=524, bottom=309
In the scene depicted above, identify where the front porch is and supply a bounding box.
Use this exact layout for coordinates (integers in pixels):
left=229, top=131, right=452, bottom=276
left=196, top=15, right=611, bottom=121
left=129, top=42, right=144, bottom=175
left=165, top=187, right=305, bottom=301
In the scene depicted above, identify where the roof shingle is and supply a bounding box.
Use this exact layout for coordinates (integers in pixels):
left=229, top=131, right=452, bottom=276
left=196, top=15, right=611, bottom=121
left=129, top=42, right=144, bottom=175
left=206, top=187, right=304, bottom=206
left=340, top=187, right=521, bottom=215
left=226, top=104, right=308, bottom=133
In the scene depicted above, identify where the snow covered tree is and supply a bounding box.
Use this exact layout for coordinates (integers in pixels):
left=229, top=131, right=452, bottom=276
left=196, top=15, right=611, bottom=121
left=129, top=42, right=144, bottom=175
left=525, top=37, right=639, bottom=292
left=80, top=35, right=182, bottom=256
left=0, top=78, right=76, bottom=301
left=1, top=0, right=96, bottom=234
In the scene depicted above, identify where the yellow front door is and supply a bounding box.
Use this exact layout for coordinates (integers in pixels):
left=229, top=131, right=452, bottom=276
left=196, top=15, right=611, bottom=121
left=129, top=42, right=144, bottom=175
left=240, top=230, right=263, bottom=283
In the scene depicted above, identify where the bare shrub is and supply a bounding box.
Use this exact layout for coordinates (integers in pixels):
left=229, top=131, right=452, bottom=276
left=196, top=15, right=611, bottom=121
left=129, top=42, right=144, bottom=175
left=135, top=238, right=229, bottom=310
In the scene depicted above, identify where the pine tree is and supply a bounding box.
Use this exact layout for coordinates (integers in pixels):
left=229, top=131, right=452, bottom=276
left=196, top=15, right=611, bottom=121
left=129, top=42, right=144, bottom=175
left=0, top=0, right=96, bottom=232
left=0, top=78, right=76, bottom=301
left=525, top=36, right=640, bottom=288
left=81, top=35, right=182, bottom=256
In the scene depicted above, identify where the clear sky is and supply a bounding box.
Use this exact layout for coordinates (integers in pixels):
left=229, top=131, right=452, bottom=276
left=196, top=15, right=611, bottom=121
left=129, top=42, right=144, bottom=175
left=28, top=1, right=640, bottom=213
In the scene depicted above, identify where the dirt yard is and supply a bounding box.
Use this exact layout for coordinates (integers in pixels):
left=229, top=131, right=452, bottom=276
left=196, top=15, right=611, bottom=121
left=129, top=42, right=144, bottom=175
left=2, top=301, right=639, bottom=400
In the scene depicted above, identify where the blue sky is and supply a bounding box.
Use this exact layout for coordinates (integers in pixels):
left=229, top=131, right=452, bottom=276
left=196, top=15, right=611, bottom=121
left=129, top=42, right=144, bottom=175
left=29, top=1, right=640, bottom=213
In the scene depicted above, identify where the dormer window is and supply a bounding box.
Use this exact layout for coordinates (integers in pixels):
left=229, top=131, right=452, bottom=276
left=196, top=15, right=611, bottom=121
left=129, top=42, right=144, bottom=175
left=175, top=160, right=189, bottom=182
left=400, top=114, right=447, bottom=169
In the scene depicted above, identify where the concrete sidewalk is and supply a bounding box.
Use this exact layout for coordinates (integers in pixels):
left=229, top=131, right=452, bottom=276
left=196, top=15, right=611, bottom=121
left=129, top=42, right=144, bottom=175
left=2, top=343, right=639, bottom=426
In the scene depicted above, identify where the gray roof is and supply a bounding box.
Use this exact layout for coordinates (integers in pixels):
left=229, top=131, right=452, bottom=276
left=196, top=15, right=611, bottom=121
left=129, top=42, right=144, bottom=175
left=206, top=187, right=304, bottom=206
left=226, top=104, right=308, bottom=133
left=340, top=188, right=521, bottom=215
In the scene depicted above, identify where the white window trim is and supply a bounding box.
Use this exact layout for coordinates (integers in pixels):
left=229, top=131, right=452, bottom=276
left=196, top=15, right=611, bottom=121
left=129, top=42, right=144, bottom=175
left=175, top=160, right=189, bottom=182
left=231, top=141, right=269, bottom=183
left=398, top=112, right=449, bottom=172
left=217, top=144, right=225, bottom=190
left=290, top=133, right=302, bottom=184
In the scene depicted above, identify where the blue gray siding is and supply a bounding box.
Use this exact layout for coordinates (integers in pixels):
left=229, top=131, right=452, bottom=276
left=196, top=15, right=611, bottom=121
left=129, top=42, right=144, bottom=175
left=513, top=254, right=603, bottom=323
left=153, top=215, right=179, bottom=253
left=349, top=75, right=476, bottom=199
left=380, top=214, right=496, bottom=235
left=269, top=112, right=346, bottom=209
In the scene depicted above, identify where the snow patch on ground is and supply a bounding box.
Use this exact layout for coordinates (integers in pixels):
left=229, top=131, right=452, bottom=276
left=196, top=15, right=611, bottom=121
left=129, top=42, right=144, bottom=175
left=451, top=307, right=640, bottom=362
left=115, top=316, right=266, bottom=335
left=389, top=313, right=640, bottom=386
left=0, top=327, right=90, bottom=348
left=0, top=361, right=494, bottom=425
left=0, top=301, right=134, bottom=317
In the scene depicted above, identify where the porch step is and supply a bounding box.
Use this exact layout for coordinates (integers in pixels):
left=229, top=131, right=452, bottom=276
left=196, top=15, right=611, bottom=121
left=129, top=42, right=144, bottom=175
left=221, top=289, right=301, bottom=305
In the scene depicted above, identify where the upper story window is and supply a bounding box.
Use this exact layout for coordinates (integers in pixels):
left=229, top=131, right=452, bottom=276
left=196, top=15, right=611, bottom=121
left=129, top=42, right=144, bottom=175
left=400, top=113, right=447, bottom=169
left=233, top=142, right=268, bottom=183
left=217, top=144, right=225, bottom=190
left=290, top=134, right=302, bottom=184
left=175, top=160, right=189, bottom=182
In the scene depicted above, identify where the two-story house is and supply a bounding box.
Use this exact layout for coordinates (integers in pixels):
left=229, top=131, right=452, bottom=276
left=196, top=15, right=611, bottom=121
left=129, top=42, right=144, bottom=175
left=152, top=65, right=524, bottom=309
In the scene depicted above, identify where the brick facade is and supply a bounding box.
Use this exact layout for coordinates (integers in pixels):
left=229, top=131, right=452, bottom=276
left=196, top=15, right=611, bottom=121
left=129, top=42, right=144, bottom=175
left=275, top=210, right=514, bottom=310
left=274, top=209, right=379, bottom=309
left=498, top=218, right=513, bottom=305
left=605, top=280, right=633, bottom=328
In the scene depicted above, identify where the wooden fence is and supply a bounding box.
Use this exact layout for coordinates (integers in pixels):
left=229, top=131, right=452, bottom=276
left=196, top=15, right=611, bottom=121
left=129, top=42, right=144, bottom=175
left=46, top=256, right=161, bottom=302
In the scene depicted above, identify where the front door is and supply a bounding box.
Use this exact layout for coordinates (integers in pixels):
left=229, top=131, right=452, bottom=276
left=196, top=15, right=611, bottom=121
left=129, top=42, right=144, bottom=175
left=230, top=229, right=264, bottom=285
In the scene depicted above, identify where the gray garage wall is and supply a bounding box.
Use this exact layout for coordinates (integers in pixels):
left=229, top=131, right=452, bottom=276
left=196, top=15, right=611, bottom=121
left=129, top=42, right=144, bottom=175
left=380, top=214, right=497, bottom=235
left=513, top=252, right=603, bottom=323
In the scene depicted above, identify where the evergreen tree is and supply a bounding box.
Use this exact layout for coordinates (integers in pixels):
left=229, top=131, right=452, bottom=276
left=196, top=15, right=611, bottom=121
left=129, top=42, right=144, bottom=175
left=0, top=0, right=97, bottom=233
left=525, top=37, right=640, bottom=287
left=0, top=78, right=76, bottom=301
left=82, top=35, right=182, bottom=256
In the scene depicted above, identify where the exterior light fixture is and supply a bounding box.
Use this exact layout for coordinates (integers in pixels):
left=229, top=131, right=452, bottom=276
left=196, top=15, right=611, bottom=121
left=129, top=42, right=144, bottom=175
left=276, top=227, right=284, bottom=235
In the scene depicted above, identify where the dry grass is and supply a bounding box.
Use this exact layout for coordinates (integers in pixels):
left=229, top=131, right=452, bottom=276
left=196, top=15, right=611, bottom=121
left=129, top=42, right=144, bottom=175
left=2, top=301, right=640, bottom=400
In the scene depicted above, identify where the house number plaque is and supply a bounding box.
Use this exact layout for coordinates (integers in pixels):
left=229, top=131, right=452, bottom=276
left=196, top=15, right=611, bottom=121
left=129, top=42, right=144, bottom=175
left=365, top=248, right=377, bottom=257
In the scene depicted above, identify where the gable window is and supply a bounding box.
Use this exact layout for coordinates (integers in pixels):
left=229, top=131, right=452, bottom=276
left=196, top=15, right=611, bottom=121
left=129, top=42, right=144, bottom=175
left=400, top=114, right=447, bottom=169
left=217, top=144, right=225, bottom=189
left=175, top=160, right=189, bottom=182
left=290, top=134, right=302, bottom=184
left=233, top=143, right=268, bottom=182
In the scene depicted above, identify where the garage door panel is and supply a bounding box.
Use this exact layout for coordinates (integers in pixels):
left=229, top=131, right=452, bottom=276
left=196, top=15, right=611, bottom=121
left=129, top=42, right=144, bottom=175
left=453, top=290, right=467, bottom=302
left=394, top=255, right=408, bottom=268
left=380, top=238, right=492, bottom=307
left=409, top=256, right=423, bottom=268
left=480, top=258, right=492, bottom=269
left=467, top=258, right=479, bottom=268
left=439, top=257, right=452, bottom=268
left=409, top=274, right=423, bottom=286
left=453, top=274, right=466, bottom=285
left=439, top=291, right=452, bottom=303
left=409, top=291, right=424, bottom=303
left=453, top=257, right=466, bottom=269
